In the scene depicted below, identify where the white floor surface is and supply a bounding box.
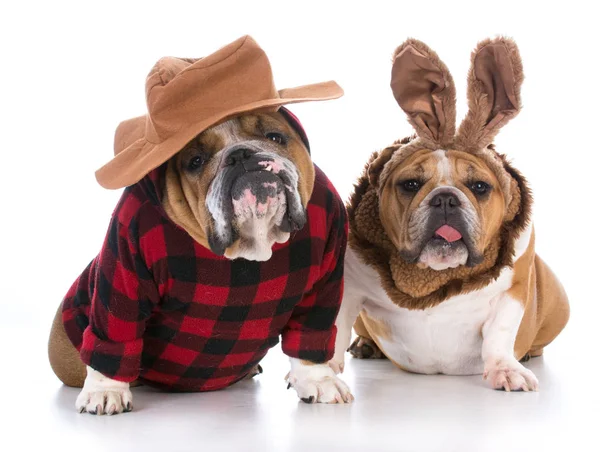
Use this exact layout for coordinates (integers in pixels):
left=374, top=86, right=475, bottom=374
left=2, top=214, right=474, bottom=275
left=2, top=317, right=596, bottom=452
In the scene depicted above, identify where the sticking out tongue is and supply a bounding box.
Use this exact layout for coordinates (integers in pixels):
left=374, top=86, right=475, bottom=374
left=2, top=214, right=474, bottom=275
left=435, top=225, right=462, bottom=242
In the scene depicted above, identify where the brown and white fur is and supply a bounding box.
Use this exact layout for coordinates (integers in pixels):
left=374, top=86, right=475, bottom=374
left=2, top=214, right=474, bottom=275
left=48, top=111, right=352, bottom=414
left=329, top=37, right=569, bottom=391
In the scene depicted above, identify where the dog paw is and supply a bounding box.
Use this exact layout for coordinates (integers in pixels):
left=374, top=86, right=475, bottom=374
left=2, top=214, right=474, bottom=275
left=289, top=375, right=354, bottom=404
left=76, top=387, right=133, bottom=415
left=243, top=364, right=263, bottom=380
left=483, top=357, right=539, bottom=392
left=76, top=367, right=133, bottom=415
left=348, top=336, right=386, bottom=360
left=287, top=359, right=354, bottom=404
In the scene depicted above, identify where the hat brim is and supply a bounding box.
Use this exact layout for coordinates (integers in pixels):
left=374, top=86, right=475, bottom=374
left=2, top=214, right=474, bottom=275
left=95, top=81, right=343, bottom=189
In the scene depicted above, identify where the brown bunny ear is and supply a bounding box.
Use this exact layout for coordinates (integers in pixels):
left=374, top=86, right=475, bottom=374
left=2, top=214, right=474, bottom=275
left=391, top=39, right=457, bottom=147
left=455, top=37, right=524, bottom=151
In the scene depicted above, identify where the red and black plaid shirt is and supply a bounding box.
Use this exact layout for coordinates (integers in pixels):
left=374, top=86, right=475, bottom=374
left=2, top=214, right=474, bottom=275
left=61, top=164, right=347, bottom=392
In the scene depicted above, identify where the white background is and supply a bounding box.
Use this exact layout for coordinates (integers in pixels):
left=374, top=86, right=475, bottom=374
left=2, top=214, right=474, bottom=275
left=1, top=1, right=598, bottom=451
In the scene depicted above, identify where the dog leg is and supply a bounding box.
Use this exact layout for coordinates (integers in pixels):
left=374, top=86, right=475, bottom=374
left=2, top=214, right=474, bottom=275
left=286, top=358, right=354, bottom=404
left=348, top=336, right=386, bottom=360
left=76, top=367, right=133, bottom=415
left=348, top=315, right=386, bottom=359
left=482, top=295, right=539, bottom=392
left=48, top=303, right=87, bottom=388
left=328, top=293, right=364, bottom=374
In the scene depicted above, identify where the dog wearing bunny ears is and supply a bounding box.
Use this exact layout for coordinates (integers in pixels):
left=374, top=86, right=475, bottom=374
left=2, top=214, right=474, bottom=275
left=329, top=37, right=569, bottom=391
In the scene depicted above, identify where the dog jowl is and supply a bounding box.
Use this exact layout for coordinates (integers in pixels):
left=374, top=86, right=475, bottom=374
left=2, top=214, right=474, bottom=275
left=173, top=113, right=314, bottom=262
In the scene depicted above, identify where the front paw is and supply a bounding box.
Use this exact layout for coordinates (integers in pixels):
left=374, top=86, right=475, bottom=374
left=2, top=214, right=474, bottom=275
left=76, top=367, right=133, bottom=415
left=76, top=387, right=133, bottom=415
left=289, top=374, right=354, bottom=404
left=287, top=360, right=353, bottom=404
left=483, top=357, right=539, bottom=392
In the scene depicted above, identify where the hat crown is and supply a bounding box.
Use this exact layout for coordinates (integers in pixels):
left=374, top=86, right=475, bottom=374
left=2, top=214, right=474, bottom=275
left=144, top=35, right=278, bottom=142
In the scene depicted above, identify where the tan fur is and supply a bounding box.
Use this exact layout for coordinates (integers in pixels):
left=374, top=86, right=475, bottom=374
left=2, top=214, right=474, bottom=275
left=163, top=160, right=212, bottom=249
left=355, top=313, right=409, bottom=372
left=48, top=305, right=87, bottom=388
left=510, top=228, right=570, bottom=359
left=358, top=312, right=392, bottom=341
left=451, top=151, right=506, bottom=252
left=352, top=314, right=371, bottom=339
left=163, top=112, right=315, bottom=256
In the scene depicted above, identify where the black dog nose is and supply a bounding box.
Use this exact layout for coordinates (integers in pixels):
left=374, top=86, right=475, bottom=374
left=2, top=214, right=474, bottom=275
left=225, top=147, right=257, bottom=166
left=429, top=192, right=461, bottom=210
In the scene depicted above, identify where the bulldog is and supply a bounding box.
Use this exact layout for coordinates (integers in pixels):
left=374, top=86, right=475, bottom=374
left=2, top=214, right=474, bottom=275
left=329, top=37, right=569, bottom=391
left=47, top=36, right=353, bottom=415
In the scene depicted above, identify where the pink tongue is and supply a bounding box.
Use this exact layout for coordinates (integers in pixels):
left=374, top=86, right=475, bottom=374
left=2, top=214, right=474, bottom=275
left=435, top=225, right=462, bottom=242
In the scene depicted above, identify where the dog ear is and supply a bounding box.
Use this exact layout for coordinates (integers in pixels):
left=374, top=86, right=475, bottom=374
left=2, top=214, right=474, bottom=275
left=391, top=39, right=457, bottom=148
left=455, top=37, right=524, bottom=152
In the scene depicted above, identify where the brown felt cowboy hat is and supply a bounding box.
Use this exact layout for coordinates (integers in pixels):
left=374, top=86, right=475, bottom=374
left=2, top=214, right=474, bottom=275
left=95, top=35, right=344, bottom=189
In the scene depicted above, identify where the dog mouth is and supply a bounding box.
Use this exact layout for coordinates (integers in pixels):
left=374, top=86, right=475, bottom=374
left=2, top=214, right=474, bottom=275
left=231, top=170, right=289, bottom=228
left=427, top=224, right=466, bottom=251
left=415, top=223, right=487, bottom=270
left=206, top=150, right=306, bottom=259
left=399, top=222, right=479, bottom=270
left=400, top=186, right=485, bottom=270
left=230, top=163, right=306, bottom=231
left=418, top=228, right=469, bottom=270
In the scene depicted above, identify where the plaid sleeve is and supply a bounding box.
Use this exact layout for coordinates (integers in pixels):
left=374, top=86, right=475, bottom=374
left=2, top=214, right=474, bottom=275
left=281, top=193, right=348, bottom=363
left=79, top=214, right=159, bottom=382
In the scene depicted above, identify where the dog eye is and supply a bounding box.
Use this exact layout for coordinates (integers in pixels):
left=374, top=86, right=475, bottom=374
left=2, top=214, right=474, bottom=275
left=399, top=180, right=422, bottom=193
left=187, top=155, right=205, bottom=171
left=265, top=132, right=287, bottom=145
left=469, top=181, right=491, bottom=196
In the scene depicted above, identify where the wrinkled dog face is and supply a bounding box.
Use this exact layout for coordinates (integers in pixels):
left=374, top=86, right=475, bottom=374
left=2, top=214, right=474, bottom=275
left=380, top=149, right=506, bottom=270
left=172, top=112, right=315, bottom=261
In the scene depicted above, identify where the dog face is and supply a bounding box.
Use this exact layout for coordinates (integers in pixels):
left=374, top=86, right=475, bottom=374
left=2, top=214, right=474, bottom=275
left=167, top=111, right=315, bottom=261
left=379, top=148, right=506, bottom=270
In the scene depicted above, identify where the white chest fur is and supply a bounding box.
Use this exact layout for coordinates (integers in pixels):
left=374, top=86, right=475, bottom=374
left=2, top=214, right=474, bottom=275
left=344, top=224, right=531, bottom=375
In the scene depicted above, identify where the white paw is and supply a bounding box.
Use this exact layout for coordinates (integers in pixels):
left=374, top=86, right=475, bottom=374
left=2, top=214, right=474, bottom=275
left=483, top=357, right=539, bottom=392
left=76, top=367, right=133, bottom=415
left=287, top=359, right=354, bottom=404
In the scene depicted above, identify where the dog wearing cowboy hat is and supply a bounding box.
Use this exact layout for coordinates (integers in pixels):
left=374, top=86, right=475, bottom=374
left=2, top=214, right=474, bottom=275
left=48, top=35, right=353, bottom=414
left=329, top=37, right=569, bottom=391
